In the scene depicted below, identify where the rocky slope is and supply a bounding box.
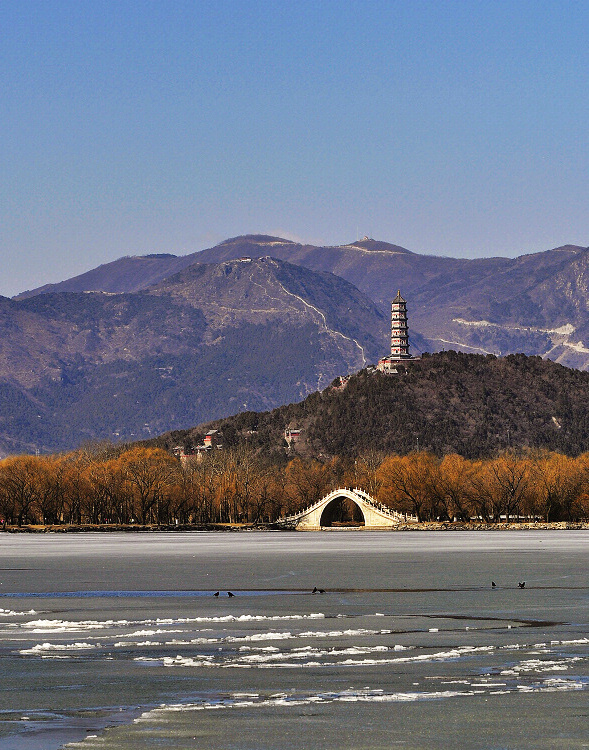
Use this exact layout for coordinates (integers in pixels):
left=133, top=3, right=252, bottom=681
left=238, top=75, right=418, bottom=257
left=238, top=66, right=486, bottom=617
left=196, top=237, right=589, bottom=368
left=410, top=245, right=589, bottom=368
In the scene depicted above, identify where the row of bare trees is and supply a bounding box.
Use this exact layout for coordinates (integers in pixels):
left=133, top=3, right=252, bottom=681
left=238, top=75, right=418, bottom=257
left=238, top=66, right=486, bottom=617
left=0, top=447, right=287, bottom=526
left=0, top=447, right=588, bottom=526
left=375, top=451, right=589, bottom=522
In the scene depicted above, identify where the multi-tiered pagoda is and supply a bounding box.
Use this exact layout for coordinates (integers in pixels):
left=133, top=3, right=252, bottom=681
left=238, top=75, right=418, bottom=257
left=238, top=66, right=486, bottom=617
left=377, top=290, right=419, bottom=373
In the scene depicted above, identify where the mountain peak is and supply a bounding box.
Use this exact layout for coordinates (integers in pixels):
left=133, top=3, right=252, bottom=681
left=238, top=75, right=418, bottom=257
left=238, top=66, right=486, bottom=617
left=516, top=244, right=587, bottom=261
left=549, top=244, right=587, bottom=254
left=338, top=238, right=413, bottom=254
left=217, top=234, right=297, bottom=247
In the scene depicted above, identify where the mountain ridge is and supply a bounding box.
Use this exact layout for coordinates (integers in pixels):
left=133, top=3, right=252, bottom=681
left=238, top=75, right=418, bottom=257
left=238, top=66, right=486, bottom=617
left=15, top=234, right=589, bottom=368
left=15, top=252, right=203, bottom=300
left=0, top=257, right=387, bottom=455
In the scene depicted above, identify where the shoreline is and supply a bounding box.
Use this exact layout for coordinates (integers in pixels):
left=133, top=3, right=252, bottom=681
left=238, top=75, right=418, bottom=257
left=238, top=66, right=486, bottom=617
left=2, top=521, right=589, bottom=533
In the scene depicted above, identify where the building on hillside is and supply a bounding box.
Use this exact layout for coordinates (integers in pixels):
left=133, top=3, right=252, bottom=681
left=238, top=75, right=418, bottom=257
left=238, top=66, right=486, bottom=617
left=330, top=374, right=351, bottom=392
left=203, top=430, right=222, bottom=449
left=173, top=445, right=195, bottom=465
left=377, top=290, right=420, bottom=373
left=284, top=428, right=301, bottom=449
left=173, top=431, right=224, bottom=464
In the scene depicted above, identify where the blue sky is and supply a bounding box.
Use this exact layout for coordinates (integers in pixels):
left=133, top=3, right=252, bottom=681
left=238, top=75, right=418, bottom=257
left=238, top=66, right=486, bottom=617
left=2, top=0, right=589, bottom=296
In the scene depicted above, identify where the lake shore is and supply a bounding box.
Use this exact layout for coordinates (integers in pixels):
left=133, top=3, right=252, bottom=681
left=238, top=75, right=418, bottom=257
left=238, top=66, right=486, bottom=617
left=2, top=520, right=589, bottom=532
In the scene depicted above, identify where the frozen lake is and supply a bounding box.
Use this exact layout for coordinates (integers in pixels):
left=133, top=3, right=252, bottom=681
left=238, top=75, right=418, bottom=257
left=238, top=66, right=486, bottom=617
left=0, top=530, right=588, bottom=749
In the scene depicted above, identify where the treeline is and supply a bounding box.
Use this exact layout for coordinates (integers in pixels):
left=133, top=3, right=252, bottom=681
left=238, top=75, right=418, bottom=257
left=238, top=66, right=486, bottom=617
left=0, top=445, right=588, bottom=526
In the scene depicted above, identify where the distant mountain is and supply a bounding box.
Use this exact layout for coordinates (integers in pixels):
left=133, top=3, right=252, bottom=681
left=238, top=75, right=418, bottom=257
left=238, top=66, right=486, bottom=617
left=150, top=351, right=589, bottom=460
left=194, top=236, right=589, bottom=369
left=15, top=252, right=202, bottom=299
left=19, top=234, right=589, bottom=369
left=150, top=256, right=384, bottom=358
left=0, top=258, right=386, bottom=455
left=194, top=234, right=464, bottom=313
left=410, top=245, right=589, bottom=368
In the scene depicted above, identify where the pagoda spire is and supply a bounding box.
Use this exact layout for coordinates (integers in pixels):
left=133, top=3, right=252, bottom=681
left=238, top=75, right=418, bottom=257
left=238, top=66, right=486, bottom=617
left=390, top=290, right=410, bottom=358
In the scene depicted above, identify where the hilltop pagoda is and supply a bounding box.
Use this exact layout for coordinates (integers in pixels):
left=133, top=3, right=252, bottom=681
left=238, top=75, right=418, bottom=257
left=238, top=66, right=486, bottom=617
left=377, top=290, right=419, bottom=373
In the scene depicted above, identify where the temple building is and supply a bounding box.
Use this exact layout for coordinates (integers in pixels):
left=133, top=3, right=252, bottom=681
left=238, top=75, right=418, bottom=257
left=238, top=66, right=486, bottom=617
left=377, top=290, right=419, bottom=373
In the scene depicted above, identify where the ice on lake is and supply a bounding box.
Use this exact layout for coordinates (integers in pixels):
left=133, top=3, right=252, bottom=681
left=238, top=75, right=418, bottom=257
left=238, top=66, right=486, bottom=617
left=0, top=531, right=588, bottom=749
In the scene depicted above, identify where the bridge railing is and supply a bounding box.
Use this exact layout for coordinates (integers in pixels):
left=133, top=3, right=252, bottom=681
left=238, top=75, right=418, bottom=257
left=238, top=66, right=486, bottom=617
left=351, top=487, right=418, bottom=523
left=282, top=496, right=327, bottom=523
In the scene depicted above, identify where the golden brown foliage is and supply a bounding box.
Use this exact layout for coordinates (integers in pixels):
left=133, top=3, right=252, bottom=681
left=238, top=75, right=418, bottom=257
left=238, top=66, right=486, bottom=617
left=0, top=448, right=588, bottom=526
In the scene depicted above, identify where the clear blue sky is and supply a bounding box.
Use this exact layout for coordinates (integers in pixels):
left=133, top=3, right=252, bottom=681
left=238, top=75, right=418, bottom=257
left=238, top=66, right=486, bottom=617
left=2, top=0, right=589, bottom=296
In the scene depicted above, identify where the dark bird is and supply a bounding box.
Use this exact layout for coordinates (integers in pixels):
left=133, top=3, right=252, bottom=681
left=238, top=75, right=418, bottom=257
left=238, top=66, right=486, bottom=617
left=312, top=587, right=318, bottom=594
left=491, top=581, right=496, bottom=588
left=518, top=581, right=526, bottom=589
left=227, top=591, right=235, bottom=597
left=213, top=591, right=220, bottom=597
left=318, top=589, right=326, bottom=594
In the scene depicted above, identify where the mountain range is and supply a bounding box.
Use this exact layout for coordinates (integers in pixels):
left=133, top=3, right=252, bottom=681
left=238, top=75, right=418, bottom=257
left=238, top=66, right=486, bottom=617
left=4, top=233, right=589, bottom=455
left=196, top=236, right=589, bottom=369
left=19, top=234, right=589, bottom=369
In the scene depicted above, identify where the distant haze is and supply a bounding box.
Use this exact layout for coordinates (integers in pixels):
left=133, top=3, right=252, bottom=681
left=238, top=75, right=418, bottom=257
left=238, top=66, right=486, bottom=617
left=2, top=1, right=589, bottom=297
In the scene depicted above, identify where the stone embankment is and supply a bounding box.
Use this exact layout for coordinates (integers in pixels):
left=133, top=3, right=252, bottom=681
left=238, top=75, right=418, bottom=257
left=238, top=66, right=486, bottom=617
left=392, top=521, right=589, bottom=531
left=2, top=521, right=589, bottom=532
left=0, top=523, right=270, bottom=533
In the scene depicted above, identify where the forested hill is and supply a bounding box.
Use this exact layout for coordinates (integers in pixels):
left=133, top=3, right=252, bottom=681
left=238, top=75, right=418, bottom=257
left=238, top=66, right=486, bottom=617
left=152, top=352, right=589, bottom=459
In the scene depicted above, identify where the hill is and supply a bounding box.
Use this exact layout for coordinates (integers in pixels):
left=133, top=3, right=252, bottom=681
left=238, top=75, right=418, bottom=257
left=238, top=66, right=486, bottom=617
left=0, top=258, right=386, bottom=455
left=151, top=351, right=589, bottom=460
left=194, top=234, right=464, bottom=313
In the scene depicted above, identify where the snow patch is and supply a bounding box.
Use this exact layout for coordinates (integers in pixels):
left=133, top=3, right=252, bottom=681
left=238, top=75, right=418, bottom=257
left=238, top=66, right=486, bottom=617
left=453, top=318, right=576, bottom=337
left=20, top=641, right=98, bottom=654
left=565, top=340, right=589, bottom=354
left=546, top=324, right=575, bottom=335
left=0, top=608, right=37, bottom=617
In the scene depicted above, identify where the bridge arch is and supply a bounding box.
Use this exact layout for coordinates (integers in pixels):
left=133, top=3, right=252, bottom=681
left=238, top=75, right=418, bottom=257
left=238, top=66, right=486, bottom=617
left=279, top=488, right=416, bottom=530
left=319, top=491, right=366, bottom=527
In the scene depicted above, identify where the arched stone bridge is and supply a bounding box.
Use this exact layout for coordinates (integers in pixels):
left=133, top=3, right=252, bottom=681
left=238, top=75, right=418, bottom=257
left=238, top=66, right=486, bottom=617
left=279, top=487, right=417, bottom=530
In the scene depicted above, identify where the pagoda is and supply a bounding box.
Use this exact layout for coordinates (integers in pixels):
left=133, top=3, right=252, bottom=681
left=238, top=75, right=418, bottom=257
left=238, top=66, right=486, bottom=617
left=377, top=290, right=419, bottom=373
